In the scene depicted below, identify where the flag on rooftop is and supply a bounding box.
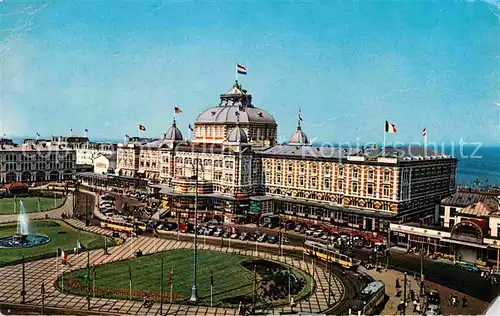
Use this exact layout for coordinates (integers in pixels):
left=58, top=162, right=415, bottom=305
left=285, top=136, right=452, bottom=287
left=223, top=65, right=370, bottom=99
left=139, top=124, right=146, bottom=131
left=385, top=121, right=397, bottom=133
left=422, top=128, right=427, bottom=137
left=174, top=107, right=182, bottom=114
left=236, top=64, right=247, bottom=75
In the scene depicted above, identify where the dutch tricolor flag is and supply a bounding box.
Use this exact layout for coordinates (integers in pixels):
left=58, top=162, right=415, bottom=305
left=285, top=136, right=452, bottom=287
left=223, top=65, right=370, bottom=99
left=236, top=64, right=247, bottom=75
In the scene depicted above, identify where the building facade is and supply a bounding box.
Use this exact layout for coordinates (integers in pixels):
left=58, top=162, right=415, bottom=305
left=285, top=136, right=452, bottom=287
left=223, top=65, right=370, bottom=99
left=24, top=136, right=116, bottom=166
left=390, top=190, right=500, bottom=268
left=114, top=81, right=457, bottom=231
left=0, top=138, right=76, bottom=184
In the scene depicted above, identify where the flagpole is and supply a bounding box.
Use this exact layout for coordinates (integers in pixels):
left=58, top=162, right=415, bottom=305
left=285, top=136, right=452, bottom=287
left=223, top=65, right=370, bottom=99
left=170, top=267, right=174, bottom=303
left=235, top=64, right=238, bottom=82
left=424, top=133, right=428, bottom=156
left=383, top=130, right=386, bottom=149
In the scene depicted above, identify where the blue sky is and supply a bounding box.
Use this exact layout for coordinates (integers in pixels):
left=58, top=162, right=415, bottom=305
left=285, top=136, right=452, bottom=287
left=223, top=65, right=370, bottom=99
left=1, top=1, right=499, bottom=145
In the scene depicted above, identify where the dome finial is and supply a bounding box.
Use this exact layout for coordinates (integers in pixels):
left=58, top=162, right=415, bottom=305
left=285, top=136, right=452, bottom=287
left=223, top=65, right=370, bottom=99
left=172, top=117, right=177, bottom=127
left=297, top=107, right=303, bottom=130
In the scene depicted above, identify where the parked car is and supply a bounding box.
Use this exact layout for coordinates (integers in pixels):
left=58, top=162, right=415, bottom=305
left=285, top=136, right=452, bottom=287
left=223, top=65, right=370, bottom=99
left=257, top=233, right=267, bottom=242
left=213, top=229, right=222, bottom=237
left=294, top=225, right=302, bottom=232
left=230, top=233, right=239, bottom=239
left=305, top=228, right=315, bottom=235
left=239, top=232, right=248, bottom=241
left=267, top=236, right=278, bottom=244
left=282, top=236, right=290, bottom=243
left=164, top=222, right=178, bottom=231
left=312, top=230, right=323, bottom=238
left=457, top=262, right=480, bottom=272
left=222, top=231, right=230, bottom=238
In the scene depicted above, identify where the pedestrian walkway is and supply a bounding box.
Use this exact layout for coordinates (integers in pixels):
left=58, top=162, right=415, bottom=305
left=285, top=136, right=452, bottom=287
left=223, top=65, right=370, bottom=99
left=64, top=218, right=114, bottom=236
left=0, top=194, right=74, bottom=224
left=0, top=234, right=344, bottom=315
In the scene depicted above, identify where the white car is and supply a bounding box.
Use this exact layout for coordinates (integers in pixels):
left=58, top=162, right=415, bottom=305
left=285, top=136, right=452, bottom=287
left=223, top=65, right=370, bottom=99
left=230, top=233, right=238, bottom=239
left=305, top=229, right=315, bottom=235
left=213, top=229, right=222, bottom=237
left=312, top=231, right=323, bottom=238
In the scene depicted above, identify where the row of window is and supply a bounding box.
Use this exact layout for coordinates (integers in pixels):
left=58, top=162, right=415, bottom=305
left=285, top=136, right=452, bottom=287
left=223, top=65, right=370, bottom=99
left=3, top=161, right=74, bottom=171
left=1, top=153, right=75, bottom=162
left=265, top=161, right=392, bottom=182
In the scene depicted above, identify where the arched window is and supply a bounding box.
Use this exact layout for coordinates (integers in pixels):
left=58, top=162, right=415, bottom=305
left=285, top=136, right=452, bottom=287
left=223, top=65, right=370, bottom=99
left=368, top=168, right=374, bottom=180
left=324, top=178, right=330, bottom=190
left=353, top=167, right=358, bottom=179
left=338, top=165, right=343, bottom=176
left=384, top=169, right=391, bottom=182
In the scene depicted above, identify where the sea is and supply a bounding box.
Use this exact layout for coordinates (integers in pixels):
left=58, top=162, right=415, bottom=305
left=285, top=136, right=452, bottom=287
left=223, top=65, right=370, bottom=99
left=7, top=137, right=500, bottom=187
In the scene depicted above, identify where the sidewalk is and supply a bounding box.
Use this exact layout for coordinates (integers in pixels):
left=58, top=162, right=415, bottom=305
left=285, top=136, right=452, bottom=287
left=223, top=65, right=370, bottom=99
left=365, top=267, right=489, bottom=315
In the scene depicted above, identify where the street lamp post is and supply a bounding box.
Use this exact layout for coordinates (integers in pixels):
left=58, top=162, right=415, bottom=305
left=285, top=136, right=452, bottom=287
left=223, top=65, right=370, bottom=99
left=189, top=160, right=199, bottom=303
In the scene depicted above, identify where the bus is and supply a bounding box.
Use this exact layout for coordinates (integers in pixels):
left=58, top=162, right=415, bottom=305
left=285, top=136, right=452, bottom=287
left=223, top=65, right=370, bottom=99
left=304, top=240, right=360, bottom=268
left=348, top=281, right=385, bottom=316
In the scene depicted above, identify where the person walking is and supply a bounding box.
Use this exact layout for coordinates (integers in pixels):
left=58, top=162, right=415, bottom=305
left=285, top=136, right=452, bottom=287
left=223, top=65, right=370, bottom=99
left=462, top=295, right=467, bottom=308
left=413, top=299, right=418, bottom=312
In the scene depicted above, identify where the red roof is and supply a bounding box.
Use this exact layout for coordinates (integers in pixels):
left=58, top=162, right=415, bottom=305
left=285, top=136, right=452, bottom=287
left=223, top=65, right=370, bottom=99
left=4, top=182, right=28, bottom=190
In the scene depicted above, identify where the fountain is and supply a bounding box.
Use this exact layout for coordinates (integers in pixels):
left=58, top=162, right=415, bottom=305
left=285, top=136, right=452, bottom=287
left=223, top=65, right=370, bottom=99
left=0, top=200, right=50, bottom=248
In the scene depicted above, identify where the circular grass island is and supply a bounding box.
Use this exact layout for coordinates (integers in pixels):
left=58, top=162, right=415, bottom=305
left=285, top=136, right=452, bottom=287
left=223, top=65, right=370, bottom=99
left=61, top=249, right=313, bottom=308
left=0, top=196, right=65, bottom=215
left=0, top=220, right=115, bottom=266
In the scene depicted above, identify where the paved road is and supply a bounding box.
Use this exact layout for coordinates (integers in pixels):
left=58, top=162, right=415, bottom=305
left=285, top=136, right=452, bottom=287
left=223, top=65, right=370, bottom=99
left=0, top=221, right=343, bottom=316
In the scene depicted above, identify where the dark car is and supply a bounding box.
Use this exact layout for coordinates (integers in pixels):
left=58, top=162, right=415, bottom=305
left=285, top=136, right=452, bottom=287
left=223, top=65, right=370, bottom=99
left=427, top=289, right=440, bottom=305
left=267, top=236, right=279, bottom=244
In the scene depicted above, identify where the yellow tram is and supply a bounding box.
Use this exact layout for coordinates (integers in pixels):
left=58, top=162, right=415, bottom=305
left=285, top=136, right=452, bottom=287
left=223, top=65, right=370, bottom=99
left=304, top=240, right=360, bottom=268
left=100, top=220, right=134, bottom=233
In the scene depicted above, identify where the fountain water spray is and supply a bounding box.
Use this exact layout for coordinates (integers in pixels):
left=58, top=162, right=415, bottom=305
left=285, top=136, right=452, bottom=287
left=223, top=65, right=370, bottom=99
left=16, top=201, right=31, bottom=236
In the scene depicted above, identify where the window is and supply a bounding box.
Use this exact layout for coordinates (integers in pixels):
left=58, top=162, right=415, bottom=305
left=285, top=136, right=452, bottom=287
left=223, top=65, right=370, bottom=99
left=383, top=185, right=390, bottom=197
left=311, top=164, right=317, bottom=175
left=353, top=167, right=358, bottom=179
left=277, top=162, right=282, bottom=172
left=368, top=169, right=374, bottom=180
left=276, top=174, right=282, bottom=185
left=299, top=176, right=304, bottom=186
left=288, top=163, right=293, bottom=173
left=352, top=182, right=358, bottom=193
left=338, top=180, right=343, bottom=191
left=384, top=170, right=391, bottom=182
left=367, top=183, right=374, bottom=195
left=287, top=175, right=292, bottom=185
left=324, top=178, right=330, bottom=189
left=265, top=172, right=270, bottom=183
left=300, top=163, right=305, bottom=174
left=311, top=177, right=317, bottom=187
left=338, top=166, right=343, bottom=177
left=325, top=165, right=331, bottom=176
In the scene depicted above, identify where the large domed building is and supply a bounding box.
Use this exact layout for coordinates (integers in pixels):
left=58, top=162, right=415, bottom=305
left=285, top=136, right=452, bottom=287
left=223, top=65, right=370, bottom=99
left=193, top=81, right=277, bottom=147
left=113, top=79, right=457, bottom=234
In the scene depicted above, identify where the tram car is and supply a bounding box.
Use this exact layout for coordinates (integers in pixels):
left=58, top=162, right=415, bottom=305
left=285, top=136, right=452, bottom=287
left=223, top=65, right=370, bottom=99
left=348, top=281, right=385, bottom=316
left=303, top=240, right=360, bottom=268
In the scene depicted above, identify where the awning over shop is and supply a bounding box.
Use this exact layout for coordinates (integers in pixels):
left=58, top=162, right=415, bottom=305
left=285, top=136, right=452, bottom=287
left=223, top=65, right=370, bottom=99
left=441, top=238, right=489, bottom=249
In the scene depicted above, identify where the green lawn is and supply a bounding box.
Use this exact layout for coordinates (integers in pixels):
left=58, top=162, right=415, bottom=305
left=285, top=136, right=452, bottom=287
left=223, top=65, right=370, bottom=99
left=0, top=196, right=65, bottom=215
left=62, top=250, right=311, bottom=307
left=0, top=220, right=114, bottom=266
